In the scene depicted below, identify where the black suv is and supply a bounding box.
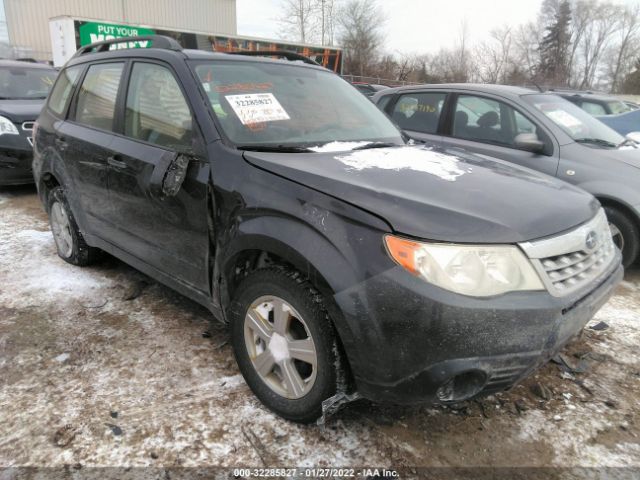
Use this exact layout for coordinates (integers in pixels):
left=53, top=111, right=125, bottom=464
left=34, top=37, right=622, bottom=423
left=0, top=60, right=57, bottom=185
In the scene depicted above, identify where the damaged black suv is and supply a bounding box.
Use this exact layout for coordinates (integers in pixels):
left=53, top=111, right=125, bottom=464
left=34, top=36, right=623, bottom=423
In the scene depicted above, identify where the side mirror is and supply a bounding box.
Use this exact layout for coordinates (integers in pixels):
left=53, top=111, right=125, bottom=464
left=626, top=132, right=640, bottom=143
left=149, top=151, right=191, bottom=198
left=162, top=154, right=190, bottom=196
left=514, top=133, right=545, bottom=153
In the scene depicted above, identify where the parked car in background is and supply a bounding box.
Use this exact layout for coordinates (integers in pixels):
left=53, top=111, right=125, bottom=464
left=34, top=37, right=622, bottom=423
left=373, top=84, right=640, bottom=267
left=554, top=90, right=632, bottom=116
left=0, top=59, right=57, bottom=186
left=351, top=82, right=389, bottom=98
left=597, top=109, right=640, bottom=139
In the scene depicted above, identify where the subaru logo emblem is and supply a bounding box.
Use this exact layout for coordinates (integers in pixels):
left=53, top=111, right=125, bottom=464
left=585, top=231, right=598, bottom=251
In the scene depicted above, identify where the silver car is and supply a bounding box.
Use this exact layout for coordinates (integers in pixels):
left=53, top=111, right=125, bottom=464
left=373, top=84, right=640, bottom=267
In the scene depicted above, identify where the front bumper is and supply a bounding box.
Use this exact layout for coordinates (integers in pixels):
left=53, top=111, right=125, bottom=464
left=334, top=253, right=623, bottom=404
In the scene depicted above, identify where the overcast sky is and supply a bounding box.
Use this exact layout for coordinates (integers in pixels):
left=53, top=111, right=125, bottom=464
left=236, top=0, right=543, bottom=54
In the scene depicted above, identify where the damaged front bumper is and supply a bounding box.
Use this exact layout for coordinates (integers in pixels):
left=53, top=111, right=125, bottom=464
left=334, top=253, right=623, bottom=405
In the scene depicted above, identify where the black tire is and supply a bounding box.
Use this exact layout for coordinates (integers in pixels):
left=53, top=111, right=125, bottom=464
left=47, top=186, right=101, bottom=266
left=229, top=267, right=343, bottom=423
left=604, top=206, right=639, bottom=269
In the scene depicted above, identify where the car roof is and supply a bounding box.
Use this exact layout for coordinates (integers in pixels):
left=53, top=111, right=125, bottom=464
left=0, top=59, right=55, bottom=70
left=376, top=83, right=538, bottom=98
left=65, top=45, right=330, bottom=74
left=554, top=91, right=621, bottom=102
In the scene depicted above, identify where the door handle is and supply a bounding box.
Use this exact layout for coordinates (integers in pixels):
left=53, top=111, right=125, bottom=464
left=107, top=155, right=127, bottom=169
left=54, top=137, right=68, bottom=150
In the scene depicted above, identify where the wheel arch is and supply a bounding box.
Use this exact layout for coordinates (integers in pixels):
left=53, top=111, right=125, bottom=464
left=218, top=216, right=362, bottom=381
left=596, top=195, right=640, bottom=228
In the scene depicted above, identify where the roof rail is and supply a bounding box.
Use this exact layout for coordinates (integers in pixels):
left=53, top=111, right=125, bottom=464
left=72, top=35, right=182, bottom=58
left=227, top=50, right=321, bottom=67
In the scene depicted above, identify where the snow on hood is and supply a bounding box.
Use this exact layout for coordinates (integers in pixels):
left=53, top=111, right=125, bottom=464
left=335, top=146, right=472, bottom=181
left=309, top=141, right=373, bottom=153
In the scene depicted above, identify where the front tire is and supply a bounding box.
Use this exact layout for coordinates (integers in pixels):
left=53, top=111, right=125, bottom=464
left=229, top=268, right=343, bottom=423
left=47, top=186, right=100, bottom=266
left=604, top=206, right=639, bottom=268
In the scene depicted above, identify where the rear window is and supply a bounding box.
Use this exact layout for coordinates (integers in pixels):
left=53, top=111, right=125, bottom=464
left=48, top=66, right=81, bottom=117
left=74, top=62, right=124, bottom=132
left=389, top=92, right=446, bottom=134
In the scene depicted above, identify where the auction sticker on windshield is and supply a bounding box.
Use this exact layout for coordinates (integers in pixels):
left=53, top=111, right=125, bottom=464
left=225, top=93, right=290, bottom=125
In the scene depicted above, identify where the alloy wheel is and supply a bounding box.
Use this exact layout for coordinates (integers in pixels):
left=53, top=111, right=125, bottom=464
left=244, top=295, right=318, bottom=399
left=50, top=201, right=74, bottom=258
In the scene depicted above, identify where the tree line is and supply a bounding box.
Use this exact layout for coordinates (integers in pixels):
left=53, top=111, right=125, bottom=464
left=280, top=0, right=640, bottom=93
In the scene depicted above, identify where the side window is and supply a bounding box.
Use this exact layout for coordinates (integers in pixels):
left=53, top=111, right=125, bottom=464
left=390, top=92, right=446, bottom=134
left=514, top=110, right=536, bottom=135
left=454, top=95, right=543, bottom=148
left=48, top=66, right=82, bottom=117
left=580, top=101, right=607, bottom=116
left=376, top=95, right=392, bottom=113
left=124, top=62, right=193, bottom=150
left=74, top=62, right=124, bottom=131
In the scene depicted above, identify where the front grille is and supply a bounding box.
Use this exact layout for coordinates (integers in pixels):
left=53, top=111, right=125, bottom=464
left=519, top=209, right=617, bottom=297
left=22, top=121, right=34, bottom=131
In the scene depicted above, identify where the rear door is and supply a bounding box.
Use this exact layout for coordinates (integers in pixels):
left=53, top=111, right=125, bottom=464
left=386, top=91, right=447, bottom=146
left=105, top=60, right=210, bottom=290
left=58, top=61, right=125, bottom=233
left=439, top=93, right=560, bottom=177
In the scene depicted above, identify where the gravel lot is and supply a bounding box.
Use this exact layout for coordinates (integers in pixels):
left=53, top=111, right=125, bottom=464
left=1, top=185, right=639, bottom=473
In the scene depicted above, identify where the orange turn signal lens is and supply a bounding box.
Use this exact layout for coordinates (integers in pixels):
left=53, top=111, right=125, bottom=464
left=384, top=235, right=421, bottom=275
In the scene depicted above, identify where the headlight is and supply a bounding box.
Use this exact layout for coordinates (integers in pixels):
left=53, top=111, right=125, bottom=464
left=0, top=115, right=18, bottom=135
left=385, top=235, right=544, bottom=297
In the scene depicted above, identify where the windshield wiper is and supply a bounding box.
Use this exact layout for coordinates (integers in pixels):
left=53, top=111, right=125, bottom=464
left=575, top=138, right=618, bottom=148
left=351, top=141, right=400, bottom=151
left=236, top=145, right=313, bottom=153
left=618, top=138, right=637, bottom=148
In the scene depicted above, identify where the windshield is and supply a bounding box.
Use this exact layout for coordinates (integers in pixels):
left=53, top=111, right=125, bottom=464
left=523, top=94, right=624, bottom=147
left=0, top=67, right=57, bottom=99
left=192, top=60, right=403, bottom=149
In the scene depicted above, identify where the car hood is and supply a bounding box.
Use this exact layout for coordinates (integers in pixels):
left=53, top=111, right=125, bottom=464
left=595, top=144, right=640, bottom=169
left=0, top=99, right=45, bottom=122
left=244, top=145, right=599, bottom=243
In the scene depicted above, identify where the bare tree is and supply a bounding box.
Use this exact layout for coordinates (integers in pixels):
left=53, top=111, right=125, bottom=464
left=475, top=26, right=513, bottom=83
left=317, top=0, right=338, bottom=46
left=513, top=22, right=542, bottom=82
left=576, top=0, right=620, bottom=88
left=338, top=0, right=385, bottom=77
left=280, top=0, right=318, bottom=43
left=609, top=4, right=640, bottom=92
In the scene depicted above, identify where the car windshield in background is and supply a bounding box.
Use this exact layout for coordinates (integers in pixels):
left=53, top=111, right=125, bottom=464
left=192, top=60, right=403, bottom=149
left=0, top=67, right=57, bottom=99
left=523, top=94, right=624, bottom=148
left=607, top=100, right=632, bottom=115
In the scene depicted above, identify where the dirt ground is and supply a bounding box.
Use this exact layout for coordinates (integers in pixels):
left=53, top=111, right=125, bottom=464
left=1, top=185, right=639, bottom=474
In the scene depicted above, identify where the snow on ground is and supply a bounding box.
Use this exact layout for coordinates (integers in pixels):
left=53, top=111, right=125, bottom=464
left=0, top=185, right=639, bottom=471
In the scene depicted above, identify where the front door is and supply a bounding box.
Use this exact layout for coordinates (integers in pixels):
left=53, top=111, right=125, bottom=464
left=105, top=61, right=210, bottom=291
left=439, top=93, right=560, bottom=177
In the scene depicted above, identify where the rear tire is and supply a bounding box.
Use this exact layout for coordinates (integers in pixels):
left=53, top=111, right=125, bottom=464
left=604, top=206, right=639, bottom=268
left=229, top=267, right=343, bottom=423
left=47, top=186, right=101, bottom=266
